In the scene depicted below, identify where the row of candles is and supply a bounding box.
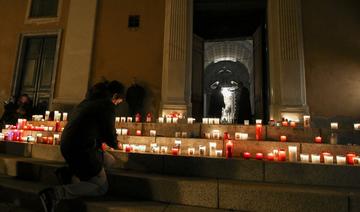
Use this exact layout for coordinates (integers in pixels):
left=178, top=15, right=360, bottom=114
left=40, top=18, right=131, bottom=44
left=32, top=111, right=68, bottom=122
left=5, top=121, right=63, bottom=132
left=0, top=131, right=60, bottom=144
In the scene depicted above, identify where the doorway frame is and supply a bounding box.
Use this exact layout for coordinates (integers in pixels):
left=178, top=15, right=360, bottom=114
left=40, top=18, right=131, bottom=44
left=11, top=30, right=62, bottom=111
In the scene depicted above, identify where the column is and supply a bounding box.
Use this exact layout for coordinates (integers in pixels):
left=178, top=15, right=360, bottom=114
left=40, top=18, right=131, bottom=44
left=160, top=0, right=193, bottom=117
left=52, top=0, right=98, bottom=107
left=268, top=0, right=308, bottom=121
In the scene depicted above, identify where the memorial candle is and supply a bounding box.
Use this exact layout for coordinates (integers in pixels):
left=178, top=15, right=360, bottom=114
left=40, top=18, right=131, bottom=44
left=311, top=154, right=320, bottom=163
left=336, top=155, right=346, bottom=165
left=321, top=152, right=331, bottom=163
left=225, top=140, right=233, bottom=159
left=303, top=115, right=310, bottom=128
left=280, top=135, right=287, bottom=142
left=300, top=153, right=310, bottom=162
left=115, top=117, right=120, bottom=123
left=324, top=155, right=334, bottom=164
left=330, top=122, right=338, bottom=130
left=214, top=118, right=220, bottom=125
left=255, top=123, right=262, bottom=141
left=120, top=117, right=126, bottom=123
left=36, top=133, right=42, bottom=143
left=346, top=153, right=356, bottom=165
left=288, top=146, right=297, bottom=162
left=171, top=147, right=179, bottom=155
left=212, top=130, right=220, bottom=139
left=172, top=117, right=178, bottom=123
left=187, top=147, right=195, bottom=156
left=244, top=120, right=250, bottom=125
left=62, top=113, right=68, bottom=121
left=199, top=145, right=206, bottom=156
left=48, top=137, right=54, bottom=145
left=209, top=142, right=217, bottom=156
left=125, top=145, right=132, bottom=153
left=42, top=136, right=48, bottom=144
left=135, top=113, right=141, bottom=123
left=127, top=117, right=133, bottom=122
left=181, top=132, right=187, bottom=138
left=202, top=118, right=209, bottom=124
left=314, top=136, right=322, bottom=143
left=45, top=111, right=50, bottom=121
left=216, top=150, right=223, bottom=157
left=282, top=121, right=289, bottom=127
left=354, top=123, right=360, bottom=131
left=255, top=153, right=263, bottom=160
left=267, top=153, right=274, bottom=161
left=166, top=117, right=172, bottom=123
left=160, top=146, right=168, bottom=154
left=158, top=117, right=164, bottom=123
left=55, top=121, right=61, bottom=132
left=150, top=130, right=156, bottom=137
left=290, top=121, right=296, bottom=127
left=146, top=113, right=152, bottom=123
left=54, top=134, right=60, bottom=145
left=136, top=130, right=142, bottom=136
left=278, top=149, right=286, bottom=161
left=239, top=133, right=248, bottom=140
left=187, top=117, right=195, bottom=124
left=0, top=133, right=4, bottom=140
left=243, top=152, right=251, bottom=159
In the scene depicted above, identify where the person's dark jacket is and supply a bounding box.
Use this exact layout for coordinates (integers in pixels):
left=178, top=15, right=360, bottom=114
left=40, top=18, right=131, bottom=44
left=60, top=98, right=117, bottom=181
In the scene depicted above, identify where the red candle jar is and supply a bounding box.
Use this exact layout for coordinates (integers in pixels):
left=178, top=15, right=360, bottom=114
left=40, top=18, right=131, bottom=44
left=48, top=137, right=54, bottom=145
left=255, top=124, right=262, bottom=141
left=346, top=153, right=356, bottom=165
left=42, top=136, right=48, bottom=144
left=314, top=136, right=322, bottom=143
left=282, top=121, right=289, bottom=127
left=267, top=153, right=275, bottom=161
left=55, top=121, right=61, bottom=132
left=225, top=140, right=234, bottom=159
left=290, top=122, right=296, bottom=127
left=278, top=149, right=286, bottom=161
left=125, top=145, right=132, bottom=153
left=243, top=152, right=251, bottom=159
left=136, top=130, right=142, bottom=136
left=223, top=132, right=230, bottom=140
left=255, top=153, right=263, bottom=160
left=135, top=113, right=141, bottom=123
left=280, top=135, right=287, bottom=142
left=172, top=147, right=179, bottom=156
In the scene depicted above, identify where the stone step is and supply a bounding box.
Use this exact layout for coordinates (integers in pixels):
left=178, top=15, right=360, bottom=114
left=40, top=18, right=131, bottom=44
left=2, top=156, right=360, bottom=211
left=0, top=174, right=229, bottom=212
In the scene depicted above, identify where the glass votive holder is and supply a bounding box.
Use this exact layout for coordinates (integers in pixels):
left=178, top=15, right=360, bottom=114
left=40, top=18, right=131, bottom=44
left=354, top=123, right=360, bottom=131
left=300, top=153, right=310, bottom=163
left=121, top=129, right=128, bottom=135
left=150, top=130, right=156, bottom=137
left=214, top=118, right=220, bottom=124
left=311, top=154, right=320, bottom=163
left=115, top=117, right=120, bottom=123
left=209, top=142, right=217, bottom=157
left=172, top=117, right=178, bottom=123
left=204, top=133, right=211, bottom=139
left=288, top=146, right=297, bottom=162
left=166, top=117, right=172, bottom=123
left=160, top=146, right=168, bottom=154
left=202, top=118, right=209, bottom=124
left=208, top=118, right=214, bottom=124
left=127, top=117, right=133, bottom=122
left=199, top=145, right=206, bottom=156
left=188, top=147, right=195, bottom=156
left=181, top=132, right=188, bottom=138
left=175, top=132, right=181, bottom=138
left=324, top=155, right=334, bottom=164
left=120, top=117, right=126, bottom=122
left=212, top=130, right=220, bottom=139
left=244, top=120, right=250, bottom=125
left=215, top=150, right=223, bottom=157
left=336, top=155, right=346, bottom=165
left=187, top=118, right=195, bottom=124
left=330, top=122, right=338, bottom=130
left=158, top=117, right=164, bottom=123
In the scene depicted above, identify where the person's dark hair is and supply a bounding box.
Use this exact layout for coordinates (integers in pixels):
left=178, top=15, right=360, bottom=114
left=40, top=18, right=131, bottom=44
left=86, top=80, right=125, bottom=100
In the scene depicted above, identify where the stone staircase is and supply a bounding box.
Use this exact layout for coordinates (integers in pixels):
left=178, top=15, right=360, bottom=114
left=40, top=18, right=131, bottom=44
left=0, top=142, right=360, bottom=211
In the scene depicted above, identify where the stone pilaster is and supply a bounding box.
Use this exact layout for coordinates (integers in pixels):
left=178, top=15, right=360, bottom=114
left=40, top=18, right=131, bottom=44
left=268, top=0, right=308, bottom=121
left=160, top=0, right=193, bottom=117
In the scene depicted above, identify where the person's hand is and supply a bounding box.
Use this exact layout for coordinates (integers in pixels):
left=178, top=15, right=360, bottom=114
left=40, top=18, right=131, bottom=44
left=117, top=142, right=123, bottom=150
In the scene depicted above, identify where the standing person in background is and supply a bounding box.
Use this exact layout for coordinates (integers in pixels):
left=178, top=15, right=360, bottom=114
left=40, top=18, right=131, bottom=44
left=126, top=78, right=145, bottom=118
left=236, top=81, right=252, bottom=124
left=38, top=80, right=125, bottom=212
left=0, top=94, right=33, bottom=128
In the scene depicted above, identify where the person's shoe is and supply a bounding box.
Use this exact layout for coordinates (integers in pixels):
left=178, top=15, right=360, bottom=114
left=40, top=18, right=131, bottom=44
left=39, top=188, right=57, bottom=212
left=54, top=166, right=72, bottom=185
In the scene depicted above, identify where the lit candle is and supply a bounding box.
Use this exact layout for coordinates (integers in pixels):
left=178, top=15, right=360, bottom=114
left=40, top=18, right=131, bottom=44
left=330, top=133, right=337, bottom=145
left=223, top=132, right=230, bottom=140
left=172, top=117, right=178, bottom=123
left=150, top=130, right=156, bottom=137
left=273, top=149, right=279, bottom=160
left=53, top=134, right=60, bottom=145
left=158, top=117, right=164, bottom=123
left=181, top=132, right=187, bottom=138
left=139, top=145, right=146, bottom=152
left=324, top=155, right=334, bottom=164
left=62, top=113, right=68, bottom=121
left=135, top=113, right=141, bottom=123
left=255, top=124, right=262, bottom=141
left=36, top=133, right=42, bottom=143
left=336, top=155, right=346, bottom=165
left=202, top=118, right=209, bottom=124
left=166, top=117, right=172, bottom=123
left=280, top=135, right=287, bottom=142
left=48, top=126, right=53, bottom=131
left=125, top=145, right=132, bottom=153
left=175, top=132, right=181, bottom=138
left=321, top=152, right=331, bottom=163
left=303, top=115, right=310, bottom=128
left=0, top=133, right=4, bottom=140
left=146, top=113, right=152, bottom=123
left=239, top=133, right=248, bottom=140
left=54, top=111, right=60, bottom=121
left=212, top=130, right=220, bottom=139
left=267, top=153, right=275, bottom=161
left=48, top=137, right=54, bottom=145
left=115, top=117, right=120, bottom=123
left=187, top=117, right=194, bottom=124
left=160, top=146, right=168, bottom=154
left=136, top=130, right=142, bottom=136
left=255, top=153, right=263, bottom=160
left=208, top=118, right=214, bottom=124
left=330, top=122, right=338, bottom=130
left=311, top=154, right=320, bottom=163
left=215, top=150, right=223, bottom=157
left=187, top=147, right=195, bottom=156
left=288, top=146, right=297, bottom=162
left=55, top=121, right=61, bottom=132
left=346, top=153, right=356, bottom=165
left=199, top=145, right=206, bottom=156
left=282, top=121, right=289, bottom=127
left=225, top=140, right=234, bottom=159
left=278, top=149, right=286, bottom=161
left=174, top=140, right=181, bottom=154
left=121, top=129, right=128, bottom=135
left=354, top=123, right=360, bottom=131
left=204, top=133, right=211, bottom=139
left=45, top=111, right=50, bottom=121
left=120, top=117, right=126, bottom=123
left=127, top=117, right=133, bottom=122
left=314, top=136, right=322, bottom=143
left=243, top=152, right=251, bottom=159
left=214, top=118, right=220, bottom=125
left=244, top=120, right=250, bottom=125
left=42, top=136, right=48, bottom=144
left=300, top=153, right=310, bottom=162
left=171, top=147, right=179, bottom=156
left=209, top=142, right=217, bottom=156
left=290, top=121, right=296, bottom=127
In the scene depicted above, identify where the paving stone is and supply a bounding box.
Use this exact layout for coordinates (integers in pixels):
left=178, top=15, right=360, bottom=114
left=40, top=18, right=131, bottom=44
left=264, top=161, right=360, bottom=188
left=266, top=126, right=320, bottom=142
left=0, top=141, right=32, bottom=157
left=31, top=143, right=64, bottom=161
left=219, top=180, right=349, bottom=212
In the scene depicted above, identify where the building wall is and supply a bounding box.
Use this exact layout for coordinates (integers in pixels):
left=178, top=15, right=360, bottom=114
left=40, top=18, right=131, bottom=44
left=0, top=0, right=69, bottom=115
left=91, top=0, right=165, bottom=117
left=302, top=0, right=360, bottom=119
